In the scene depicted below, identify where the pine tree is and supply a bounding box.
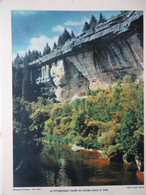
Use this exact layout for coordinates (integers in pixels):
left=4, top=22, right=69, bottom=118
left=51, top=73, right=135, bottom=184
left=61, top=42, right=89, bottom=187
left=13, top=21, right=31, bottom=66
left=33, top=50, right=40, bottom=60
left=57, top=34, right=64, bottom=46
left=89, top=15, right=97, bottom=28
left=82, top=21, right=90, bottom=32
left=71, top=30, right=75, bottom=38
left=13, top=68, right=23, bottom=97
left=38, top=51, right=42, bottom=58
left=63, top=28, right=72, bottom=40
left=28, top=50, right=32, bottom=62
left=52, top=42, right=57, bottom=51
left=57, top=28, right=71, bottom=47
left=23, top=53, right=28, bottom=67
left=99, top=12, right=106, bottom=24
left=14, top=54, right=23, bottom=67
left=43, top=43, right=51, bottom=55
left=22, top=68, right=31, bottom=101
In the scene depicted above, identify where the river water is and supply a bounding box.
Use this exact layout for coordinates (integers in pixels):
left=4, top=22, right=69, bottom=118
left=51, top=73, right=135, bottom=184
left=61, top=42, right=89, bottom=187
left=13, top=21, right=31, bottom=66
left=14, top=143, right=143, bottom=187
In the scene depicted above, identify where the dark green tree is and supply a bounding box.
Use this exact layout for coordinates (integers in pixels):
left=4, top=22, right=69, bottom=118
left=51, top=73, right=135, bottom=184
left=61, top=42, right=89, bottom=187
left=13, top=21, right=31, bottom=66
left=118, top=110, right=138, bottom=161
left=57, top=28, right=71, bottom=47
left=52, top=42, right=57, bottom=51
left=27, top=50, right=32, bottom=62
left=30, top=110, right=49, bottom=139
left=23, top=53, right=28, bottom=67
left=73, top=113, right=86, bottom=134
left=13, top=68, right=22, bottom=97
left=71, top=30, right=75, bottom=38
left=99, top=12, right=106, bottom=24
left=63, top=28, right=72, bottom=40
left=31, top=50, right=40, bottom=61
left=135, top=92, right=144, bottom=132
left=43, top=43, right=51, bottom=55
left=82, top=21, right=90, bottom=32
left=14, top=54, right=23, bottom=68
left=89, top=15, right=97, bottom=28
left=22, top=68, right=31, bottom=101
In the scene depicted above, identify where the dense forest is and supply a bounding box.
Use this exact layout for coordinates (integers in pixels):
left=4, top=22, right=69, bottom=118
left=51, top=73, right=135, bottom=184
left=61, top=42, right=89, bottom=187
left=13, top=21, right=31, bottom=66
left=13, top=75, right=144, bottom=173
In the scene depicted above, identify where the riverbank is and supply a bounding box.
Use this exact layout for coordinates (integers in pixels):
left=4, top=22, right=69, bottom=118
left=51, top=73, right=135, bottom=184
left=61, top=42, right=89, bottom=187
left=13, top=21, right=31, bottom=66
left=41, top=139, right=110, bottom=161
left=41, top=139, right=144, bottom=183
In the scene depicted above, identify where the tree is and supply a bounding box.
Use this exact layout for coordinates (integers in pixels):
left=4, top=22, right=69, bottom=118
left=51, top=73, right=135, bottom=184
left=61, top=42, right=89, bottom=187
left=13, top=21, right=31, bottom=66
left=99, top=12, right=106, bottom=24
left=73, top=113, right=86, bottom=134
left=52, top=42, right=57, bottom=51
left=89, top=15, right=97, bottom=28
left=71, top=30, right=75, bottom=38
left=22, top=68, right=31, bottom=101
left=13, top=68, right=23, bottom=97
left=30, top=109, right=49, bottom=139
left=135, top=92, right=144, bottom=132
left=63, top=28, right=72, bottom=40
left=57, top=28, right=71, bottom=47
left=14, top=54, right=23, bottom=67
left=43, top=43, right=51, bottom=55
left=32, top=50, right=40, bottom=60
left=27, top=50, right=32, bottom=62
left=23, top=53, right=28, bottom=67
left=118, top=110, right=138, bottom=161
left=82, top=21, right=90, bottom=32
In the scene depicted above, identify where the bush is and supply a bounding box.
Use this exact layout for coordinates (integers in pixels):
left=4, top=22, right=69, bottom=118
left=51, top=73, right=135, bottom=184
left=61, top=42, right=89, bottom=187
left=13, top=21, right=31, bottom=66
left=74, top=136, right=85, bottom=146
left=86, top=139, right=99, bottom=149
left=91, top=90, right=98, bottom=96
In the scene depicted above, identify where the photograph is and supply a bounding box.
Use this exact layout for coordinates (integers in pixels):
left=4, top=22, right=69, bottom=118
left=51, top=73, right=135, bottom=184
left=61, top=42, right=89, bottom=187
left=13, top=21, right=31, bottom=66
left=12, top=10, right=144, bottom=187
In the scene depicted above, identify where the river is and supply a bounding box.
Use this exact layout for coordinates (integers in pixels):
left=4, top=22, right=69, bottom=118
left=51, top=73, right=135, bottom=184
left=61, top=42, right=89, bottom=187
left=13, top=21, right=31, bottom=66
left=14, top=143, right=143, bottom=187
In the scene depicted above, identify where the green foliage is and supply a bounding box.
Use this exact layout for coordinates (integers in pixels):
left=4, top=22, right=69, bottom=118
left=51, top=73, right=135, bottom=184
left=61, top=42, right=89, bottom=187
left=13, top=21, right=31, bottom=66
left=108, top=85, right=121, bottom=112
left=107, top=144, right=121, bottom=155
left=13, top=75, right=144, bottom=166
left=72, top=113, right=86, bottom=134
left=118, top=108, right=144, bottom=162
left=61, top=103, right=72, bottom=117
left=135, top=92, right=144, bottom=131
left=86, top=138, right=99, bottom=149
left=30, top=109, right=49, bottom=139
left=74, top=136, right=85, bottom=146
left=91, top=89, right=99, bottom=96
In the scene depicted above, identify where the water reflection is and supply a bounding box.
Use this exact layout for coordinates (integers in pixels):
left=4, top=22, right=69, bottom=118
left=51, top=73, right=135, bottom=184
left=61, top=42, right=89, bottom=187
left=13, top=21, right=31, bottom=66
left=40, top=143, right=141, bottom=186
left=14, top=143, right=143, bottom=187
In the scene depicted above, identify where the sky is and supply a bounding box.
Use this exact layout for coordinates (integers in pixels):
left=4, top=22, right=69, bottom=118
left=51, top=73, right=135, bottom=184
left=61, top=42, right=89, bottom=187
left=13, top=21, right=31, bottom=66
left=11, top=10, right=121, bottom=60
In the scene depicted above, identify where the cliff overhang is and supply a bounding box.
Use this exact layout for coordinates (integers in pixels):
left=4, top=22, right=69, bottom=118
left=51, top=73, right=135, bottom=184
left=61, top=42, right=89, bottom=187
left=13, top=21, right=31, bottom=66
left=25, top=11, right=143, bottom=68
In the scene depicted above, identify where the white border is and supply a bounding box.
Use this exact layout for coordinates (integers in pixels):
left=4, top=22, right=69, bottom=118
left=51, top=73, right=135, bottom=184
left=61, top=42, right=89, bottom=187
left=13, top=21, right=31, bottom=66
left=0, top=0, right=146, bottom=195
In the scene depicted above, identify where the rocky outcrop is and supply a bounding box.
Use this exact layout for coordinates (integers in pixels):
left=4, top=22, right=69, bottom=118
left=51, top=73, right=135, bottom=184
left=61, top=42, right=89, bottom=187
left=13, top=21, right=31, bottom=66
left=14, top=11, right=143, bottom=102
left=50, top=59, right=89, bottom=101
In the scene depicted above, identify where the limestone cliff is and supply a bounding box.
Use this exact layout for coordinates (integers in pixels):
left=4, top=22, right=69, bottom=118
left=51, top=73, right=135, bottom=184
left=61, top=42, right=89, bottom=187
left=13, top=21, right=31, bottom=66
left=14, top=11, right=143, bottom=102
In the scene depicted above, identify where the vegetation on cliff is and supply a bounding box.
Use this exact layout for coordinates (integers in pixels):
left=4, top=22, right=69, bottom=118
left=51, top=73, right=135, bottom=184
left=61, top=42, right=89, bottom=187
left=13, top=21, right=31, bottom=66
left=12, top=11, right=117, bottom=67
left=13, top=75, right=144, bottom=171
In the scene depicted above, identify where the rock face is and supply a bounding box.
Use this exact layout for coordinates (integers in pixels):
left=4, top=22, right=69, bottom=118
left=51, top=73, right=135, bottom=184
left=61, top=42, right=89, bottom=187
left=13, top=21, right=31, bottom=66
left=50, top=59, right=89, bottom=101
left=66, top=32, right=143, bottom=90
left=14, top=11, right=143, bottom=102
